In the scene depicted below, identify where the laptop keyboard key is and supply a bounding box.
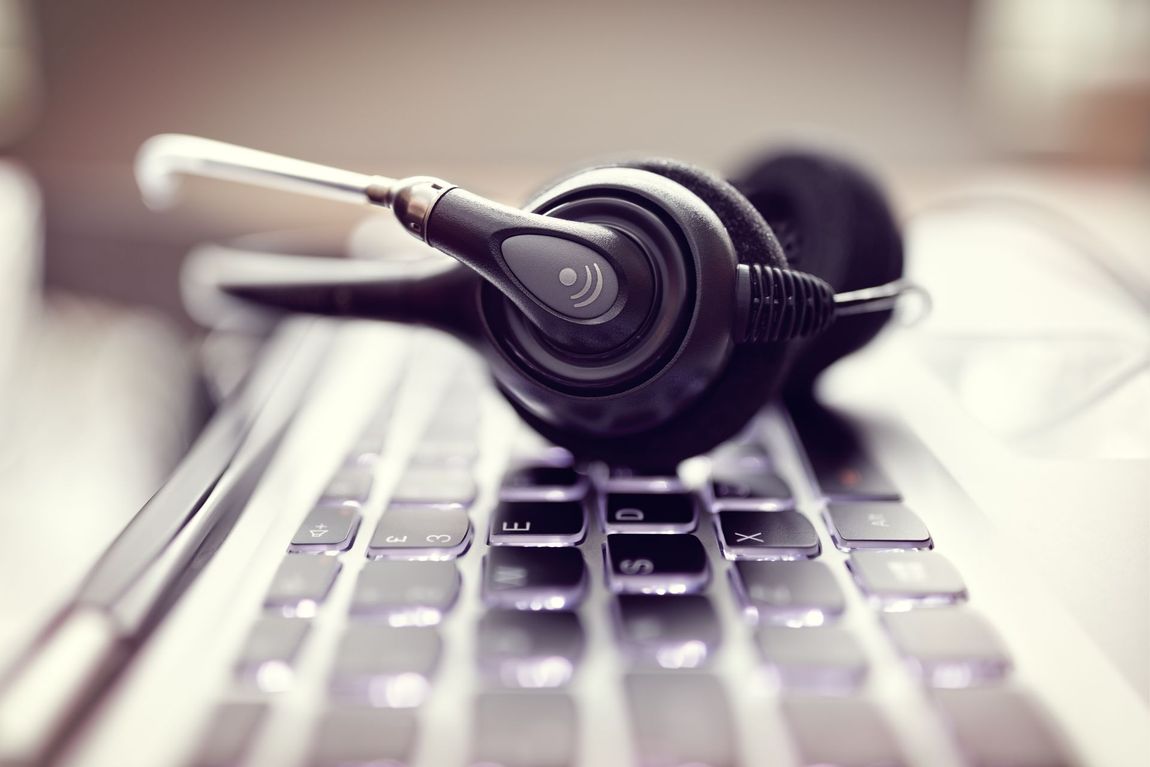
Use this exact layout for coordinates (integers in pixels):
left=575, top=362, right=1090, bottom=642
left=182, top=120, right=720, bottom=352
left=826, top=502, right=932, bottom=550
left=320, top=465, right=375, bottom=505
left=501, top=464, right=588, bottom=501
left=350, top=560, right=460, bottom=626
left=935, top=688, right=1074, bottom=767
left=489, top=499, right=587, bottom=546
left=330, top=626, right=441, bottom=707
left=710, top=445, right=794, bottom=510
left=189, top=702, right=268, bottom=767
left=605, top=534, right=709, bottom=594
left=716, top=510, right=820, bottom=560
left=368, top=506, right=472, bottom=560
left=615, top=594, right=722, bottom=669
left=788, top=396, right=901, bottom=501
left=757, top=626, right=868, bottom=691
left=782, top=695, right=904, bottom=767
left=471, top=691, right=578, bottom=767
left=265, top=555, right=341, bottom=616
left=309, top=706, right=417, bottom=767
left=849, top=551, right=968, bottom=609
left=289, top=505, right=361, bottom=553
left=478, top=610, right=585, bottom=688
left=483, top=547, right=587, bottom=610
left=235, top=617, right=310, bottom=692
left=884, top=608, right=1012, bottom=687
left=390, top=467, right=476, bottom=508
left=625, top=673, right=737, bottom=767
left=603, top=492, right=698, bottom=533
left=732, top=560, right=846, bottom=626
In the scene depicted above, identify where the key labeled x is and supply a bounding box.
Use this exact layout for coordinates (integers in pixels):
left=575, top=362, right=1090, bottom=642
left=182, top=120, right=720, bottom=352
left=735, top=531, right=764, bottom=544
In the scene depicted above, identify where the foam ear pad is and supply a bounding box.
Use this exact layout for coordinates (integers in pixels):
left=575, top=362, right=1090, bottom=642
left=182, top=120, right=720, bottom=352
left=731, top=152, right=904, bottom=393
left=509, top=158, right=795, bottom=470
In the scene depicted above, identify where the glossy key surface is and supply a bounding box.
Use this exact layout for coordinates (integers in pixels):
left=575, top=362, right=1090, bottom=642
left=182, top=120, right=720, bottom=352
left=190, top=702, right=268, bottom=767
left=716, top=510, right=821, bottom=560
left=603, top=491, right=698, bottom=533
left=477, top=609, right=585, bottom=688
left=329, top=625, right=441, bottom=707
left=615, top=594, right=721, bottom=669
left=757, top=626, right=868, bottom=691
left=625, top=673, right=737, bottom=767
left=732, top=560, right=847, bottom=626
left=471, top=691, right=578, bottom=767
left=884, top=608, right=1012, bottom=686
left=500, top=464, right=588, bottom=501
left=489, top=499, right=587, bottom=546
left=782, top=695, right=905, bottom=767
left=350, top=560, right=460, bottom=626
left=605, top=534, right=709, bottom=594
left=264, top=555, right=341, bottom=615
left=849, top=550, right=968, bottom=608
left=367, top=506, right=472, bottom=560
left=234, top=617, right=310, bottom=691
left=289, top=505, right=360, bottom=553
left=826, top=502, right=932, bottom=550
left=309, top=706, right=417, bottom=767
left=482, top=546, right=587, bottom=610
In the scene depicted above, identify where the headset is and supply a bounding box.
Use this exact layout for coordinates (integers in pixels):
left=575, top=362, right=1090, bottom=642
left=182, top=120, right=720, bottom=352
left=136, top=135, right=913, bottom=469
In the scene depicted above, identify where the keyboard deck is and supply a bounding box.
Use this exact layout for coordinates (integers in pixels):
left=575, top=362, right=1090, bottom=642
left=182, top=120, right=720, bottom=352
left=177, top=328, right=1077, bottom=767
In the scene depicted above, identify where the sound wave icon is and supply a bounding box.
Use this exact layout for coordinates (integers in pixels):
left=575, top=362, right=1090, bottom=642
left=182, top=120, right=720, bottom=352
left=568, top=264, right=604, bottom=308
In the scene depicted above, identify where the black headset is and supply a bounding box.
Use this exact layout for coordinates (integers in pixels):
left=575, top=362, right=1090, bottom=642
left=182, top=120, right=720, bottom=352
left=137, top=136, right=907, bottom=470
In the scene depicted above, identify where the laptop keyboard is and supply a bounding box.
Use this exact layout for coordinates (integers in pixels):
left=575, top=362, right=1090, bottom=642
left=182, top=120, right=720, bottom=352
left=187, top=346, right=1074, bottom=767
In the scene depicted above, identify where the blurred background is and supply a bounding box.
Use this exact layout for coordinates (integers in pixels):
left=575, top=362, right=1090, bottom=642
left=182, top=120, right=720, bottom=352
left=0, top=0, right=1147, bottom=700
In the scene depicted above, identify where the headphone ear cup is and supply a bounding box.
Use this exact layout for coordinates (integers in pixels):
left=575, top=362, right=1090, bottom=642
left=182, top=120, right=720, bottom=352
left=510, top=158, right=795, bottom=470
left=732, top=151, right=904, bottom=393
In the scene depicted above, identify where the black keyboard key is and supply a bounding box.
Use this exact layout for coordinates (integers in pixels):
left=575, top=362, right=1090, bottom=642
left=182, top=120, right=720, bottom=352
left=483, top=547, right=587, bottom=610
left=289, top=505, right=361, bottom=553
left=329, top=626, right=441, bottom=707
left=625, top=673, right=737, bottom=767
left=367, top=506, right=472, bottom=560
left=605, top=534, right=709, bottom=595
left=309, top=706, right=417, bottom=767
left=478, top=610, right=585, bottom=688
left=935, top=688, right=1075, bottom=767
left=190, top=702, right=267, bottom=767
left=849, top=551, right=968, bottom=609
left=234, top=617, right=310, bottom=692
left=732, top=560, right=847, bottom=626
left=615, top=594, right=722, bottom=669
left=489, top=499, right=587, bottom=546
left=471, top=692, right=578, bottom=767
left=710, top=444, right=794, bottom=510
left=788, top=396, right=900, bottom=501
left=716, top=510, right=820, bottom=560
left=884, top=608, right=1012, bottom=687
left=757, top=626, right=868, bottom=691
left=501, top=464, right=588, bottom=501
left=604, top=470, right=686, bottom=493
left=782, top=695, right=904, bottom=767
left=826, top=502, right=932, bottom=550
left=603, top=491, right=698, bottom=533
left=264, top=555, right=341, bottom=616
left=350, top=560, right=460, bottom=626
left=389, top=467, right=476, bottom=508
left=320, top=465, right=375, bottom=505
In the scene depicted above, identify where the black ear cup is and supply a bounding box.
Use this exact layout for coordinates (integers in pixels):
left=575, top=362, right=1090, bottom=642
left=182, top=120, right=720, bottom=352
left=507, top=159, right=795, bottom=470
left=732, top=152, right=904, bottom=393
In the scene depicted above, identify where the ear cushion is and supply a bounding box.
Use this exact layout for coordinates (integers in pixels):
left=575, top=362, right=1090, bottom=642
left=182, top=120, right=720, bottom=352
left=509, top=158, right=795, bottom=470
left=731, top=152, right=904, bottom=393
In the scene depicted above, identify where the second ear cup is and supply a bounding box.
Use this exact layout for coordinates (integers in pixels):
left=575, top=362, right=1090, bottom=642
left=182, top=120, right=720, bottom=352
left=732, top=152, right=904, bottom=393
left=505, top=158, right=796, bottom=470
